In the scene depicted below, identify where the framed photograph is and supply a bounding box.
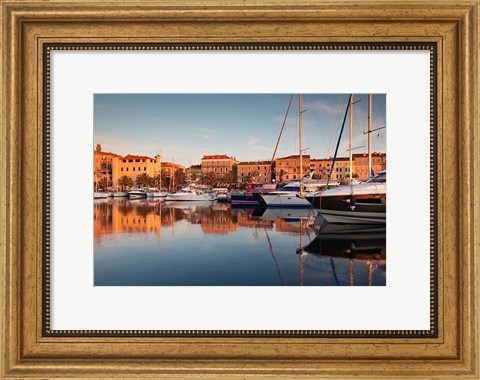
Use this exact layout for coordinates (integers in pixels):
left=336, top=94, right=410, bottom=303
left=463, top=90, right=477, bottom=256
left=1, top=0, right=478, bottom=378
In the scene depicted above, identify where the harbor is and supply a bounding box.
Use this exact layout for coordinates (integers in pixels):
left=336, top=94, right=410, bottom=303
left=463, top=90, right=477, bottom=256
left=94, top=93, right=386, bottom=286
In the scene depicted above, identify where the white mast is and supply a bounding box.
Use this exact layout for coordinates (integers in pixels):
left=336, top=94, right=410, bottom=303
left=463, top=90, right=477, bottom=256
left=349, top=95, right=353, bottom=183
left=299, top=94, right=303, bottom=195
left=172, top=157, right=175, bottom=192
left=368, top=94, right=373, bottom=178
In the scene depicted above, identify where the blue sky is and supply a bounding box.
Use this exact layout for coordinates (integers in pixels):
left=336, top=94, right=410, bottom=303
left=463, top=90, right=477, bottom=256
left=94, top=94, right=386, bottom=167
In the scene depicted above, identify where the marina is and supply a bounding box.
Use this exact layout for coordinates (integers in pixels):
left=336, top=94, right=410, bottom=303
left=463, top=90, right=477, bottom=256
left=94, top=93, right=387, bottom=286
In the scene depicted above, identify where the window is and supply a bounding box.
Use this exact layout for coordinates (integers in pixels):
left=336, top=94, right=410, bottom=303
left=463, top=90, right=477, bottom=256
left=144, top=167, right=146, bottom=171
left=128, top=159, right=133, bottom=163
left=226, top=168, right=228, bottom=172
left=123, top=160, right=126, bottom=163
left=133, top=167, right=135, bottom=171
left=121, top=168, right=123, bottom=172
left=241, top=173, right=244, bottom=177
left=135, top=159, right=140, bottom=162
left=142, top=159, right=146, bottom=162
left=126, top=168, right=129, bottom=172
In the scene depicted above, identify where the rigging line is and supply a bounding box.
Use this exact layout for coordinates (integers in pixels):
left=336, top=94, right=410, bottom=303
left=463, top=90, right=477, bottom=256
left=326, top=95, right=344, bottom=157
left=267, top=94, right=294, bottom=181
left=261, top=224, right=285, bottom=286
left=329, top=257, right=340, bottom=286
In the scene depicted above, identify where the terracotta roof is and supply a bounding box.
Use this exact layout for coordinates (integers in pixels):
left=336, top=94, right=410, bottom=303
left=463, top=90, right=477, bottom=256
left=122, top=154, right=155, bottom=160
left=201, top=154, right=236, bottom=160
left=276, top=154, right=311, bottom=160
left=352, top=152, right=386, bottom=158
left=94, top=150, right=121, bottom=157
left=238, top=160, right=271, bottom=165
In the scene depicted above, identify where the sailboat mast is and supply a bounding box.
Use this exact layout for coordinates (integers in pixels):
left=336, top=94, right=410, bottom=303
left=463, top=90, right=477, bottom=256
left=299, top=94, right=303, bottom=194
left=349, top=95, right=354, bottom=183
left=368, top=94, right=373, bottom=178
left=172, top=157, right=175, bottom=192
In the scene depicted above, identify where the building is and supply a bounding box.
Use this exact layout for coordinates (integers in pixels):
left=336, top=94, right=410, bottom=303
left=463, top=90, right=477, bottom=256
left=93, top=144, right=121, bottom=189
left=201, top=154, right=239, bottom=181
left=186, top=164, right=202, bottom=181
left=309, top=158, right=332, bottom=180
left=309, top=157, right=354, bottom=181
left=353, top=152, right=387, bottom=181
left=111, top=153, right=162, bottom=187
left=274, top=154, right=310, bottom=182
left=161, top=162, right=186, bottom=175
left=237, top=160, right=272, bottom=184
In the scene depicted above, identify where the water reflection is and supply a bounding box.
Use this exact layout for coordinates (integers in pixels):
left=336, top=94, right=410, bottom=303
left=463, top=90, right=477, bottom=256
left=94, top=199, right=386, bottom=286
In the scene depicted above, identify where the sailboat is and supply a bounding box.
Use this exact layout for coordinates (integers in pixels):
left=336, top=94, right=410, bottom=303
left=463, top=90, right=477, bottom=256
left=317, top=94, right=386, bottom=224
left=257, top=95, right=314, bottom=208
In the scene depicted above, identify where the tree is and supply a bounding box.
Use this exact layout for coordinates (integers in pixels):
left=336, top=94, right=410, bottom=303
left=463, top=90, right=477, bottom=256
left=135, top=173, right=152, bottom=188
left=174, top=169, right=186, bottom=187
left=118, top=175, right=133, bottom=190
left=203, top=172, right=218, bottom=188
left=222, top=171, right=237, bottom=188
left=152, top=172, right=162, bottom=189
left=278, top=169, right=286, bottom=183
left=98, top=177, right=108, bottom=191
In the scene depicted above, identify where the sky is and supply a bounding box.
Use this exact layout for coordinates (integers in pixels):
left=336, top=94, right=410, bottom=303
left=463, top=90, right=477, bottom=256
left=94, top=94, right=386, bottom=167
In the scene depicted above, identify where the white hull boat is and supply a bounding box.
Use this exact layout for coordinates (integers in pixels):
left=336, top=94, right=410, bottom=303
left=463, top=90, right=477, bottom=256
left=113, top=191, right=128, bottom=197
left=258, top=192, right=312, bottom=208
left=128, top=189, right=148, bottom=199
left=165, top=185, right=214, bottom=202
left=94, top=192, right=108, bottom=199
left=318, top=172, right=386, bottom=224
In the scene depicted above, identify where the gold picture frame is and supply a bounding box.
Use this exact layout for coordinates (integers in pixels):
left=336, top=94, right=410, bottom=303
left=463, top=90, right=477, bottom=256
left=1, top=0, right=478, bottom=378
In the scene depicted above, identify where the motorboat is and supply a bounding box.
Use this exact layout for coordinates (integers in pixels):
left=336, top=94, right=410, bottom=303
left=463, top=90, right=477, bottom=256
left=165, top=185, right=214, bottom=202
left=211, top=188, right=230, bottom=202
left=94, top=191, right=108, bottom=199
left=254, top=178, right=330, bottom=208
left=127, top=188, right=148, bottom=199
left=145, top=188, right=169, bottom=198
left=113, top=191, right=128, bottom=197
left=317, top=171, right=386, bottom=224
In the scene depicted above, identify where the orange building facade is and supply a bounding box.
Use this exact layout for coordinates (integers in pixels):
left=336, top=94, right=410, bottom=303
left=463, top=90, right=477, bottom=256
left=186, top=164, right=202, bottom=180
left=274, top=154, right=311, bottom=182
left=201, top=154, right=239, bottom=180
left=111, top=154, right=162, bottom=187
left=93, top=144, right=121, bottom=189
left=353, top=152, right=387, bottom=181
left=237, top=160, right=272, bottom=184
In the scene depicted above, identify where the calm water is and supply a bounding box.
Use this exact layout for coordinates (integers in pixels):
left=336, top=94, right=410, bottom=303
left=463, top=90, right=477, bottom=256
left=94, top=199, right=386, bottom=286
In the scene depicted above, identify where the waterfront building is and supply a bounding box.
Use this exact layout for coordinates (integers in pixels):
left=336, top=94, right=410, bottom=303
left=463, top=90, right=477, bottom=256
left=161, top=162, right=186, bottom=174
left=186, top=164, right=202, bottom=181
left=274, top=154, right=311, bottom=182
left=309, top=158, right=333, bottom=179
left=237, top=160, right=272, bottom=184
left=353, top=152, right=387, bottom=181
left=93, top=144, right=121, bottom=189
left=111, top=153, right=162, bottom=187
left=201, top=154, right=239, bottom=181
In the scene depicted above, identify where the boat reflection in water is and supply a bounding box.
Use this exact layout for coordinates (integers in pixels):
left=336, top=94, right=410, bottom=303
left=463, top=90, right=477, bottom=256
left=94, top=199, right=386, bottom=286
left=298, top=223, right=386, bottom=286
